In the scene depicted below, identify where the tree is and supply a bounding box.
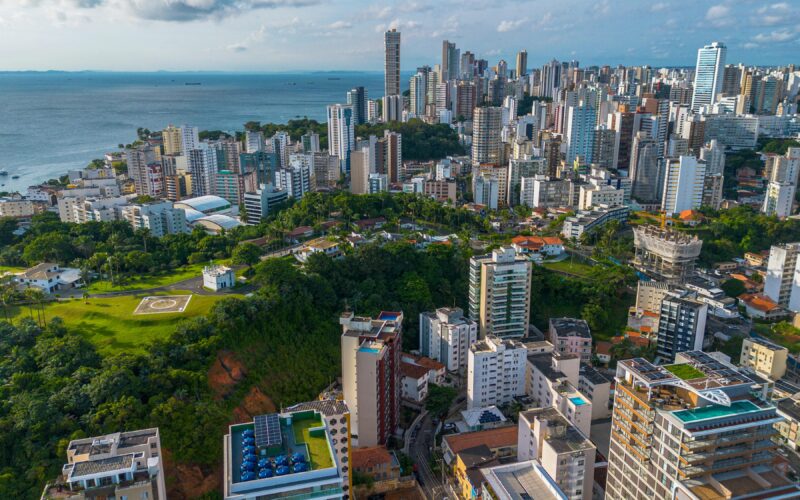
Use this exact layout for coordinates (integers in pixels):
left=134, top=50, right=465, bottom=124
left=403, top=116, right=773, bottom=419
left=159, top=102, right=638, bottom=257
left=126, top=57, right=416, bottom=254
left=232, top=242, right=262, bottom=268
left=425, top=384, right=457, bottom=418
left=0, top=217, right=18, bottom=246
left=721, top=278, right=746, bottom=298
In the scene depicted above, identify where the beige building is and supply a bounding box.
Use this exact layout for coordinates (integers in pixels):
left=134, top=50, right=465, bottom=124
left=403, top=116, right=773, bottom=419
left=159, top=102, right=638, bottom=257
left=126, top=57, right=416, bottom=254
left=468, top=247, right=532, bottom=338
left=517, top=407, right=596, bottom=500
left=577, top=183, right=624, bottom=210
left=635, top=280, right=676, bottom=313
left=423, top=178, right=457, bottom=204
left=162, top=124, right=183, bottom=155
left=0, top=198, right=40, bottom=218
left=475, top=163, right=509, bottom=208
left=349, top=149, right=370, bottom=194
left=42, top=428, right=166, bottom=500
left=740, top=336, right=788, bottom=380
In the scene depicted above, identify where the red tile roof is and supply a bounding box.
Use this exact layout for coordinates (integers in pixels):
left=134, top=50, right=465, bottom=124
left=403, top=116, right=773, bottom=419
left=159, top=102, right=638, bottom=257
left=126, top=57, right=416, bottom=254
left=351, top=446, right=393, bottom=469
left=739, top=293, right=780, bottom=313
left=443, top=426, right=518, bottom=455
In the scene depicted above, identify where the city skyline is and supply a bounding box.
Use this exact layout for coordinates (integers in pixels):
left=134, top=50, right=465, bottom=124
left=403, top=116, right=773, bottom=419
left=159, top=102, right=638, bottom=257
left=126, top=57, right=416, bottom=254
left=1, top=1, right=799, bottom=72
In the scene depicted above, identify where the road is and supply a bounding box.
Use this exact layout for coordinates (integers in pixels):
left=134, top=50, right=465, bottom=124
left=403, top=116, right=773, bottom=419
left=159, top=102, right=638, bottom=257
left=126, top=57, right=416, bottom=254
left=409, top=412, right=445, bottom=500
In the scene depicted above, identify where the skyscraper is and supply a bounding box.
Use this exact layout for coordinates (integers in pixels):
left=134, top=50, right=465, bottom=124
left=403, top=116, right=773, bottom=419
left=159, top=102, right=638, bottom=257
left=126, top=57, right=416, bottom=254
left=690, top=41, right=726, bottom=112
left=326, top=104, right=355, bottom=174
left=471, top=106, right=503, bottom=166
left=656, top=296, right=707, bottom=362
left=515, top=50, right=528, bottom=78
left=661, top=156, right=707, bottom=215
left=346, top=86, right=368, bottom=125
left=383, top=29, right=400, bottom=123
left=630, top=132, right=661, bottom=203
left=565, top=100, right=597, bottom=164
left=441, top=40, right=460, bottom=81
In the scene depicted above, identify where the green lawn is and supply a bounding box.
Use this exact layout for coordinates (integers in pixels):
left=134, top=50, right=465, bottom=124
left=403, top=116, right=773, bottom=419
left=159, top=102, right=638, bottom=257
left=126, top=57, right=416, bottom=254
left=0, top=265, right=25, bottom=275
left=542, top=259, right=595, bottom=277
left=664, top=363, right=706, bottom=380
left=87, top=263, right=211, bottom=293
left=8, top=291, right=240, bottom=354
left=292, top=416, right=333, bottom=470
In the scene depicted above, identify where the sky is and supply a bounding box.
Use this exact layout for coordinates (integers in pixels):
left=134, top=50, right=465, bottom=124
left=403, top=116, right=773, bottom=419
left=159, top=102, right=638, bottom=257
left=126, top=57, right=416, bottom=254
left=0, top=0, right=798, bottom=72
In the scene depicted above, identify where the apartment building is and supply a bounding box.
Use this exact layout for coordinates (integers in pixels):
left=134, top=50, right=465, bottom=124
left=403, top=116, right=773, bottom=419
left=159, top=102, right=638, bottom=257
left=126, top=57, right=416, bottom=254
left=119, top=200, right=188, bottom=237
left=468, top=247, right=532, bottom=339
left=764, top=242, right=800, bottom=311
left=480, top=460, right=567, bottom=500
left=467, top=335, right=527, bottom=410
left=42, top=428, right=166, bottom=500
left=223, top=407, right=350, bottom=500
left=340, top=311, right=402, bottom=447
left=419, top=307, right=477, bottom=372
left=242, top=184, right=288, bottom=225
left=548, top=317, right=592, bottom=363
left=656, top=296, right=707, bottom=363
left=607, top=352, right=797, bottom=500
left=740, top=336, right=788, bottom=380
left=517, top=407, right=596, bottom=500
left=525, top=349, right=593, bottom=436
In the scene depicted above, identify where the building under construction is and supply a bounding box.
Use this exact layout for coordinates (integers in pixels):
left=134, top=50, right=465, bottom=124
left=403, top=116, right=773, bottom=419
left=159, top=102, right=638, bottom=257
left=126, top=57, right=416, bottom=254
left=633, top=225, right=703, bottom=283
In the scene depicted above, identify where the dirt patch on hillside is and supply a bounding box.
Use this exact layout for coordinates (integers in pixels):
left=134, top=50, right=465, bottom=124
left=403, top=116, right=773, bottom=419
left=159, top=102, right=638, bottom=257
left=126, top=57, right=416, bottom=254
left=232, top=385, right=276, bottom=422
left=163, top=448, right=221, bottom=499
left=208, top=350, right=246, bottom=399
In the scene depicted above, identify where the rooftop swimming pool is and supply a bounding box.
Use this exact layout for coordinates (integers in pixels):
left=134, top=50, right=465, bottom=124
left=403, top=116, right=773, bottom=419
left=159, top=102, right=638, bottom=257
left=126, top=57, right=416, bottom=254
left=570, top=397, right=587, bottom=406
left=673, top=400, right=760, bottom=423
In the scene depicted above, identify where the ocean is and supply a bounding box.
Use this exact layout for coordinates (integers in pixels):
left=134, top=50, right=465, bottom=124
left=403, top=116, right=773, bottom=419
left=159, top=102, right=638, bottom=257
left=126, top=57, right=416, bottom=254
left=0, top=71, right=390, bottom=192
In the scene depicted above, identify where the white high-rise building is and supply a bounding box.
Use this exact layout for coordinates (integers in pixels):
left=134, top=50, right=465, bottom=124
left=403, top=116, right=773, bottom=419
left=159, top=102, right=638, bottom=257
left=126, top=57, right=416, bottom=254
left=472, top=106, right=503, bottom=166
left=691, top=42, right=726, bottom=112
left=699, top=139, right=725, bottom=175
left=274, top=158, right=311, bottom=199
left=763, top=181, right=795, bottom=218
left=120, top=201, right=188, bottom=237
left=473, top=173, right=500, bottom=210
left=179, top=125, right=199, bottom=156
left=467, top=335, right=527, bottom=409
left=187, top=144, right=218, bottom=197
left=244, top=130, right=264, bottom=153
left=419, top=307, right=478, bottom=372
left=565, top=100, right=597, bottom=164
left=765, top=243, right=800, bottom=311
left=468, top=247, right=532, bottom=338
left=327, top=104, right=355, bottom=174
left=661, top=155, right=706, bottom=215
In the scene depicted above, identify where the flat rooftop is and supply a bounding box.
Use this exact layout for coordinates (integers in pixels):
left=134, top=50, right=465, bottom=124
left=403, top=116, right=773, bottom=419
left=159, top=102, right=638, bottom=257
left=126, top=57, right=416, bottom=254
left=482, top=460, right=567, bottom=500
left=230, top=411, right=334, bottom=485
left=620, top=353, right=754, bottom=390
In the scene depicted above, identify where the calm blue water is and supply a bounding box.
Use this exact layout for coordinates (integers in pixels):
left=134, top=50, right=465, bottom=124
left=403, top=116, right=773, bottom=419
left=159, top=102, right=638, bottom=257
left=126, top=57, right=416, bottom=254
left=0, top=71, right=390, bottom=191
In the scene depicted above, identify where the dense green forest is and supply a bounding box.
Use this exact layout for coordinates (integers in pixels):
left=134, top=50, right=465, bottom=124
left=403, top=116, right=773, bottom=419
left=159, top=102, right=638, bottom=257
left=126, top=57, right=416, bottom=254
left=695, top=206, right=800, bottom=265
left=355, top=119, right=466, bottom=161
left=0, top=238, right=471, bottom=498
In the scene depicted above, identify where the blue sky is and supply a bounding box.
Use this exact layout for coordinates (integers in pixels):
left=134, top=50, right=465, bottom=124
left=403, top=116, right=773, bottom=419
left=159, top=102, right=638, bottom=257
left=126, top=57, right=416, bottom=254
left=0, top=0, right=797, bottom=71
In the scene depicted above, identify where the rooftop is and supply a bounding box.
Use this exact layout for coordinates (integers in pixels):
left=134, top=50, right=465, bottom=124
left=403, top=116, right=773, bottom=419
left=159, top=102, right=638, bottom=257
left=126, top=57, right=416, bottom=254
left=69, top=454, right=134, bottom=480
left=443, top=426, right=517, bottom=455
left=549, top=317, right=591, bottom=338
left=481, top=460, right=566, bottom=500
left=351, top=446, right=394, bottom=470
left=461, top=406, right=507, bottom=428
left=580, top=364, right=611, bottom=385
left=229, top=410, right=335, bottom=486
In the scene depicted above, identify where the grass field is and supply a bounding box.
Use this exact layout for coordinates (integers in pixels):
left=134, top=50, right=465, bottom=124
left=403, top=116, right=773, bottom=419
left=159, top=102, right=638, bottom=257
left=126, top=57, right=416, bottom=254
left=0, top=265, right=25, bottom=275
left=8, top=291, right=240, bottom=354
left=542, top=259, right=595, bottom=277
left=87, top=263, right=209, bottom=293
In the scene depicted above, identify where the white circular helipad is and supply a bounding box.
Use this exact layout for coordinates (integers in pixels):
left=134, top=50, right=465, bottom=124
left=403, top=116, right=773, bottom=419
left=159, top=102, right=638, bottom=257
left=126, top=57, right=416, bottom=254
left=134, top=295, right=193, bottom=315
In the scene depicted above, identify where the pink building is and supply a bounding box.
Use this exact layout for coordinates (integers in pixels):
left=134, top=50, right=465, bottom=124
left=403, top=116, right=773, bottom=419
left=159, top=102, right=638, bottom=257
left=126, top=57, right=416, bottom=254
left=548, top=317, right=592, bottom=363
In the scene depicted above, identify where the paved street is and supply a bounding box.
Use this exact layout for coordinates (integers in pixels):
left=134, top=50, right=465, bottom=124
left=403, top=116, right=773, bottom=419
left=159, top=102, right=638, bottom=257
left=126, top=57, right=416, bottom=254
left=409, top=412, right=446, bottom=500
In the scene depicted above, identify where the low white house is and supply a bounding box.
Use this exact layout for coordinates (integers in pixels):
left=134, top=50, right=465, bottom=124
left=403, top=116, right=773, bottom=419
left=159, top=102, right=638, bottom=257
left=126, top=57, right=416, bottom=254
left=16, top=263, right=82, bottom=294
left=202, top=265, right=235, bottom=291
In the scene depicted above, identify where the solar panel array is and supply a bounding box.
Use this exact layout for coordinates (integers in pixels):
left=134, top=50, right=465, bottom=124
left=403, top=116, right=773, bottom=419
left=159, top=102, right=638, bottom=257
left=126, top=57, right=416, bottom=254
left=254, top=414, right=282, bottom=448
left=479, top=410, right=502, bottom=424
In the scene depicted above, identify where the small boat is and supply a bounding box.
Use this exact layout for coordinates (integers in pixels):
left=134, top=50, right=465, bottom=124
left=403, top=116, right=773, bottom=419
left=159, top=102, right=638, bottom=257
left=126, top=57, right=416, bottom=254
left=0, top=171, right=7, bottom=176
left=185, top=82, right=201, bottom=86
left=327, top=77, right=341, bottom=80
left=11, top=175, right=19, bottom=179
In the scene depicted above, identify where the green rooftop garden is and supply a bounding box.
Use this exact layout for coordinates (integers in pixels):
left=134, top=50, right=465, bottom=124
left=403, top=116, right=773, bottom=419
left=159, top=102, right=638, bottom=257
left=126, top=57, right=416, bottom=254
left=664, top=363, right=706, bottom=380
left=291, top=413, right=334, bottom=470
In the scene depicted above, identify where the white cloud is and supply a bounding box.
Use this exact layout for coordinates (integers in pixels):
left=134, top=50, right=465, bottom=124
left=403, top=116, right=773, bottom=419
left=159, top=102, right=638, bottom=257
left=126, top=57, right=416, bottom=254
left=17, top=0, right=323, bottom=22
left=651, top=2, right=668, bottom=12
left=742, top=42, right=759, bottom=49
left=594, top=0, right=610, bottom=15
left=753, top=29, right=796, bottom=42
left=327, top=20, right=351, bottom=30
left=705, top=4, right=732, bottom=27
left=497, top=17, right=528, bottom=33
